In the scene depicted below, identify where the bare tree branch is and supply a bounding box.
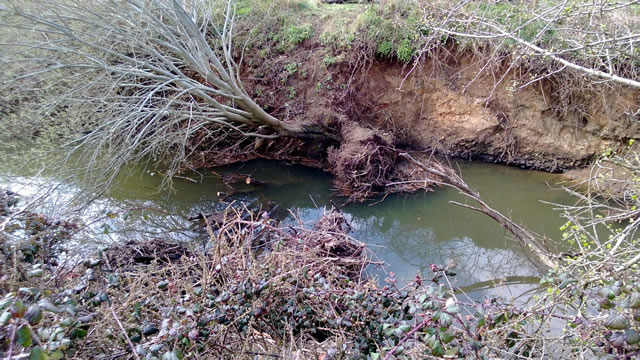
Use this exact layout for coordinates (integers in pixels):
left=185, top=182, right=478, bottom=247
left=0, top=0, right=333, bottom=192
left=394, top=153, right=557, bottom=269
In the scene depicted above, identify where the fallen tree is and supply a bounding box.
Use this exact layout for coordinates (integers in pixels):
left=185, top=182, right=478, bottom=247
left=1, top=0, right=335, bottom=191
left=1, top=0, right=439, bottom=202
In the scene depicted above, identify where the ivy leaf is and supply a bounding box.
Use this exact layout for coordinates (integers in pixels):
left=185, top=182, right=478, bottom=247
left=444, top=348, right=457, bottom=358
left=626, top=292, right=640, bottom=309
left=477, top=317, right=486, bottom=328
left=471, top=340, right=483, bottom=351
left=17, top=324, right=32, bottom=347
left=424, top=333, right=437, bottom=348
left=25, top=305, right=43, bottom=325
left=71, top=327, right=88, bottom=339
left=625, top=328, right=640, bottom=345
left=432, top=311, right=441, bottom=322
left=393, top=345, right=404, bottom=355
left=610, top=331, right=625, bottom=348
left=11, top=299, right=27, bottom=318
left=162, top=349, right=182, bottom=360
left=398, top=324, right=412, bottom=333
left=599, top=287, right=616, bottom=300
left=439, top=312, right=452, bottom=328
left=0, top=295, right=15, bottom=310
left=494, top=312, right=507, bottom=324
left=49, top=351, right=64, bottom=360
left=445, top=305, right=460, bottom=314
left=0, top=311, right=11, bottom=326
left=38, top=299, right=62, bottom=314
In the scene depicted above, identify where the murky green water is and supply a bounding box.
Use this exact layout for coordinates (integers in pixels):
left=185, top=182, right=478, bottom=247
left=1, top=153, right=576, bottom=301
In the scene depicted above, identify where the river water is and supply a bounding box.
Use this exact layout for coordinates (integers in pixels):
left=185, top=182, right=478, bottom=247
left=1, top=153, right=576, bottom=302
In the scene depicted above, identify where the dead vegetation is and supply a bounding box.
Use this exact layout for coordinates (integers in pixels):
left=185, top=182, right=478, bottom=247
left=5, top=187, right=640, bottom=359
left=2, top=201, right=378, bottom=358
left=0, top=194, right=562, bottom=359
left=328, top=124, right=398, bottom=202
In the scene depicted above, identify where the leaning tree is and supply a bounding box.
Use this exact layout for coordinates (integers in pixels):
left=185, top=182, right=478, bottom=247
left=0, top=0, right=332, bottom=189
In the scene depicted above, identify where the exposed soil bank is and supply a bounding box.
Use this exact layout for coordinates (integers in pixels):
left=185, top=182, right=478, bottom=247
left=244, top=46, right=640, bottom=173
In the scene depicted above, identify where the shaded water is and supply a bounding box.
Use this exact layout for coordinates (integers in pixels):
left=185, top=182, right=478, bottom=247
left=1, top=156, right=576, bottom=301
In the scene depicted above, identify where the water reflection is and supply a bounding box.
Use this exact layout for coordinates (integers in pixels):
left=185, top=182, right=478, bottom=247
left=342, top=205, right=542, bottom=300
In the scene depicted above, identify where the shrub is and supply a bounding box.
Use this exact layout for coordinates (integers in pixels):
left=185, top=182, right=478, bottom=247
left=323, top=55, right=343, bottom=67
left=285, top=23, right=313, bottom=46
left=396, top=39, right=414, bottom=63
left=376, top=40, right=393, bottom=58
left=284, top=62, right=298, bottom=75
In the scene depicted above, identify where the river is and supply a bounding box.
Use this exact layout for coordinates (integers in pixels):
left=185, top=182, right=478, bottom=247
left=1, top=152, right=576, bottom=302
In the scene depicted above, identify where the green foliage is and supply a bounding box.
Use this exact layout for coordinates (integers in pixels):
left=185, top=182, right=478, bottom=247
left=319, top=14, right=356, bottom=51
left=284, top=62, right=298, bottom=75
left=470, top=1, right=552, bottom=43
left=0, top=190, right=93, bottom=358
left=322, top=54, right=343, bottom=67
left=545, top=144, right=640, bottom=357
left=281, top=62, right=299, bottom=84
left=235, top=1, right=252, bottom=16
left=231, top=0, right=319, bottom=55
left=290, top=0, right=312, bottom=11
left=376, top=40, right=393, bottom=58
left=540, top=269, right=640, bottom=355
left=320, top=29, right=355, bottom=50
left=284, top=24, right=313, bottom=47
left=356, top=3, right=423, bottom=63
left=396, top=39, right=414, bottom=63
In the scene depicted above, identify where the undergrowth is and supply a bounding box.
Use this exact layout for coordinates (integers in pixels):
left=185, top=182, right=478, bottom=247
left=3, top=183, right=640, bottom=359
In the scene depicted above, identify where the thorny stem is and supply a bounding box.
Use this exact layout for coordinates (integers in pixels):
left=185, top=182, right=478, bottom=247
left=383, top=318, right=432, bottom=360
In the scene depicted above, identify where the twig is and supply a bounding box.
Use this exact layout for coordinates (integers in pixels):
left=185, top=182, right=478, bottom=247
left=397, top=153, right=555, bottom=269
left=110, top=307, right=141, bottom=360
left=242, top=351, right=282, bottom=358
left=171, top=175, right=199, bottom=183
left=0, top=185, right=59, bottom=232
left=7, top=320, right=17, bottom=360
